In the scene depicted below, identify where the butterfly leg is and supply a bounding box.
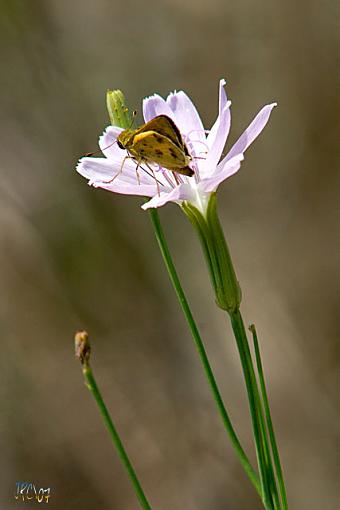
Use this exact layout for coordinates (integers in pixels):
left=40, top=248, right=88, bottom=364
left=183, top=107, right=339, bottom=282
left=135, top=160, right=141, bottom=185
left=144, top=163, right=160, bottom=196
left=103, top=155, right=130, bottom=184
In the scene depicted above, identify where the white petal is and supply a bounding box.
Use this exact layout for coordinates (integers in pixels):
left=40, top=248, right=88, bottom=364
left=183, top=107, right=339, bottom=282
left=202, top=102, right=231, bottom=178
left=218, top=78, right=228, bottom=114
left=198, top=154, right=243, bottom=192
left=206, top=79, right=230, bottom=149
left=143, top=94, right=174, bottom=122
left=77, top=157, right=156, bottom=186
left=166, top=90, right=205, bottom=143
left=141, top=183, right=193, bottom=210
left=99, top=125, right=124, bottom=159
left=93, top=180, right=159, bottom=198
left=223, top=103, right=277, bottom=163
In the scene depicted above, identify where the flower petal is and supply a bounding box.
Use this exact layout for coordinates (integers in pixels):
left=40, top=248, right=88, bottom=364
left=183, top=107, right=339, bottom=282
left=143, top=94, right=174, bottom=122
left=77, top=156, right=121, bottom=181
left=141, top=183, right=193, bottom=210
left=77, top=157, right=156, bottom=186
left=218, top=78, right=229, bottom=114
left=93, top=180, right=159, bottom=198
left=99, top=125, right=124, bottom=159
left=198, top=154, right=244, bottom=192
left=223, top=103, right=277, bottom=163
left=206, top=79, right=230, bottom=147
left=202, top=102, right=231, bottom=178
left=166, top=90, right=205, bottom=143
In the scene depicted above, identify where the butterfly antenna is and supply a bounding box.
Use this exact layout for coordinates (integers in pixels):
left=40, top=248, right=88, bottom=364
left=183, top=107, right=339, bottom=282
left=84, top=139, right=118, bottom=157
left=126, top=110, right=137, bottom=130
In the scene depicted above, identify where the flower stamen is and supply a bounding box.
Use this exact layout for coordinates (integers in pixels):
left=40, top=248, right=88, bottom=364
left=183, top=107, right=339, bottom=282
left=160, top=168, right=176, bottom=189
left=144, top=162, right=161, bottom=196
left=172, top=172, right=185, bottom=186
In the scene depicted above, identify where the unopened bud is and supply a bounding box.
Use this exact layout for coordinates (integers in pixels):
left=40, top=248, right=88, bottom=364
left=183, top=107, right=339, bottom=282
left=106, top=90, right=132, bottom=129
left=75, top=330, right=91, bottom=365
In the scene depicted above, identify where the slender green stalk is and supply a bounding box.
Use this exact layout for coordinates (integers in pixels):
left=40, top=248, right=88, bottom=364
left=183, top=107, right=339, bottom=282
left=184, top=194, right=286, bottom=509
left=148, top=209, right=261, bottom=496
left=250, top=324, right=288, bottom=510
left=75, top=331, right=152, bottom=510
left=194, top=193, right=276, bottom=507
left=230, top=311, right=275, bottom=510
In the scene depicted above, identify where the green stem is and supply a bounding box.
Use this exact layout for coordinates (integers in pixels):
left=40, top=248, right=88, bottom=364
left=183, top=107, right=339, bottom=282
left=250, top=324, right=288, bottom=510
left=83, top=364, right=152, bottom=510
left=148, top=208, right=261, bottom=496
left=229, top=310, right=274, bottom=509
left=186, top=193, right=285, bottom=509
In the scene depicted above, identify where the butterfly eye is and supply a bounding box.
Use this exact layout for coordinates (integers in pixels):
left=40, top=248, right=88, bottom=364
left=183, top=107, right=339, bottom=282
left=117, top=140, right=125, bottom=150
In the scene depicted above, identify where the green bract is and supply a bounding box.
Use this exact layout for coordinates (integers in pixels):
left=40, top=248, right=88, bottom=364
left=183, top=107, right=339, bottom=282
left=183, top=193, right=241, bottom=313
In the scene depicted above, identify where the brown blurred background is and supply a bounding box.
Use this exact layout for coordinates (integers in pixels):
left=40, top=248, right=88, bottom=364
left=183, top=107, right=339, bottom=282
left=1, top=0, right=339, bottom=508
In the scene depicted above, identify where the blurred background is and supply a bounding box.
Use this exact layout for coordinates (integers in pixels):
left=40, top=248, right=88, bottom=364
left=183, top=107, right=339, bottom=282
left=1, top=0, right=339, bottom=508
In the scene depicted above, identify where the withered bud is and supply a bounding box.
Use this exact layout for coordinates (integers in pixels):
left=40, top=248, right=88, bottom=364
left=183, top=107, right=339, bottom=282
left=75, top=330, right=91, bottom=365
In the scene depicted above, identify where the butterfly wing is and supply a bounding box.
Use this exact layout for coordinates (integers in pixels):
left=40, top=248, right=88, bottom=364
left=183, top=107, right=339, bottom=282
left=132, top=131, right=193, bottom=176
left=139, top=116, right=189, bottom=154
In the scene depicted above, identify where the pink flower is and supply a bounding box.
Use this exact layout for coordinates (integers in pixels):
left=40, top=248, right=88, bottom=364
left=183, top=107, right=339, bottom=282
left=77, top=80, right=276, bottom=214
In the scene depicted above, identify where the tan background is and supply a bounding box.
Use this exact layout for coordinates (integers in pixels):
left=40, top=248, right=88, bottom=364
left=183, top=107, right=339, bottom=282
left=1, top=0, right=339, bottom=508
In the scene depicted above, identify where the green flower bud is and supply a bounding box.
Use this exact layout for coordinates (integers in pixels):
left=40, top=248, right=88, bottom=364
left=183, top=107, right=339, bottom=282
left=106, top=90, right=132, bottom=129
